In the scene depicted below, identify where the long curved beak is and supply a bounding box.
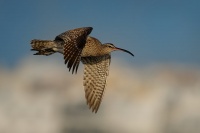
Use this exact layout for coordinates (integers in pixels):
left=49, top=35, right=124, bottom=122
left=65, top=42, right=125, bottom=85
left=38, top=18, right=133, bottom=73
left=115, top=47, right=134, bottom=57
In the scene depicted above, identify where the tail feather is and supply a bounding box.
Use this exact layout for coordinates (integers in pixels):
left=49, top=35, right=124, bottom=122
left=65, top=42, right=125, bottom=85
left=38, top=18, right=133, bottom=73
left=30, top=39, right=56, bottom=56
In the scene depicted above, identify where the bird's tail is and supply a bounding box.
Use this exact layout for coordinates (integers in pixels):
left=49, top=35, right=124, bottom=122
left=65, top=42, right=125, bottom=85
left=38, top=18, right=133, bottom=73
left=31, top=39, right=56, bottom=56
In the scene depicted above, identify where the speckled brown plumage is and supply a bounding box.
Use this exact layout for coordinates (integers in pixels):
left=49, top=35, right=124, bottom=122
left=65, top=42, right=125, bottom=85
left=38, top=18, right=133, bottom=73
left=82, top=54, right=111, bottom=113
left=30, top=27, right=134, bottom=113
left=31, top=40, right=56, bottom=55
left=56, top=27, right=93, bottom=73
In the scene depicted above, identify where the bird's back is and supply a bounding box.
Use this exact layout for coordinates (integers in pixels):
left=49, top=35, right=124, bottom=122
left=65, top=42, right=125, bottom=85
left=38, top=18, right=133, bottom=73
left=81, top=36, right=104, bottom=57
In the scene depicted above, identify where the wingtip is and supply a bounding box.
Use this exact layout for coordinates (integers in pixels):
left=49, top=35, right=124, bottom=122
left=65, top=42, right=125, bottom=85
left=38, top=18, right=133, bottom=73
left=85, top=27, right=93, bottom=30
left=91, top=107, right=98, bottom=113
left=89, top=27, right=93, bottom=31
left=84, top=27, right=93, bottom=34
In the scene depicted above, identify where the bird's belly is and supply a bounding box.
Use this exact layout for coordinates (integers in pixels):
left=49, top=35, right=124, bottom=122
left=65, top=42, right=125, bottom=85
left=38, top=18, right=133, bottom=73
left=53, top=47, right=64, bottom=54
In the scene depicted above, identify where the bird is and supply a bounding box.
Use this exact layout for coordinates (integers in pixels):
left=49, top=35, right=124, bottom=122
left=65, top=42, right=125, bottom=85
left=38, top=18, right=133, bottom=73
left=30, top=27, right=134, bottom=113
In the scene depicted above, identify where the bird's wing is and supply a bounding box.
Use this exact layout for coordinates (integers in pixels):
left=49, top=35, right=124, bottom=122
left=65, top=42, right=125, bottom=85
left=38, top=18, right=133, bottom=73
left=55, top=27, right=93, bottom=74
left=81, top=54, right=111, bottom=113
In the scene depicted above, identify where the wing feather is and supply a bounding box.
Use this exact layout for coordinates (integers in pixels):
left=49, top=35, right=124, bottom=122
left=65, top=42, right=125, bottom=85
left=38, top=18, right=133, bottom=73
left=81, top=54, right=111, bottom=113
left=55, top=27, right=93, bottom=74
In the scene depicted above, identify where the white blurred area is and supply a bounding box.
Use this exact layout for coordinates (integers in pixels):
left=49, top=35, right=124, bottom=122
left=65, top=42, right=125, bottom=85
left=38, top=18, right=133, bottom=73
left=0, top=57, right=200, bottom=133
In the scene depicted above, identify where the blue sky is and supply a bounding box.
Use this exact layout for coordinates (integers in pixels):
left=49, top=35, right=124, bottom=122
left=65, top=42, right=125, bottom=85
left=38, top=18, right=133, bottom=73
left=0, top=0, right=200, bottom=67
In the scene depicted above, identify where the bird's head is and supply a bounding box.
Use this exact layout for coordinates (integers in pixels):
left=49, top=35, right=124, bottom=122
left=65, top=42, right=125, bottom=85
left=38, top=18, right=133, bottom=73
left=103, top=43, right=134, bottom=56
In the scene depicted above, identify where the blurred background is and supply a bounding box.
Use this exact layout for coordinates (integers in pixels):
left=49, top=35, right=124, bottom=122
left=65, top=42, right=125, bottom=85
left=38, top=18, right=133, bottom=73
left=0, top=0, right=200, bottom=133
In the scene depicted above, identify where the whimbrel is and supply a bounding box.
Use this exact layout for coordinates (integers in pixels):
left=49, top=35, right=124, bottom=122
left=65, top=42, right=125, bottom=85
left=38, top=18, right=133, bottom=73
left=30, top=27, right=134, bottom=113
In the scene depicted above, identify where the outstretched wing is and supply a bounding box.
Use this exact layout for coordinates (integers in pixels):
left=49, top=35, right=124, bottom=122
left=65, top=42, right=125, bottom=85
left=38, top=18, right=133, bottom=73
left=55, top=27, right=93, bottom=74
left=81, top=54, right=111, bottom=113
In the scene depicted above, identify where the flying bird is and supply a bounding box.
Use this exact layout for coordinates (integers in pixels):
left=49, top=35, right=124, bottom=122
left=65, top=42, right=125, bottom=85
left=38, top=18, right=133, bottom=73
left=30, top=27, right=134, bottom=113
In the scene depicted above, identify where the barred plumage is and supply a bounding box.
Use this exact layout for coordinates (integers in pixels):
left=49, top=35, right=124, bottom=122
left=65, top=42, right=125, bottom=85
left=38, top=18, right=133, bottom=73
left=30, top=27, right=134, bottom=113
left=56, top=27, right=93, bottom=73
left=82, top=54, right=111, bottom=113
left=31, top=40, right=56, bottom=55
